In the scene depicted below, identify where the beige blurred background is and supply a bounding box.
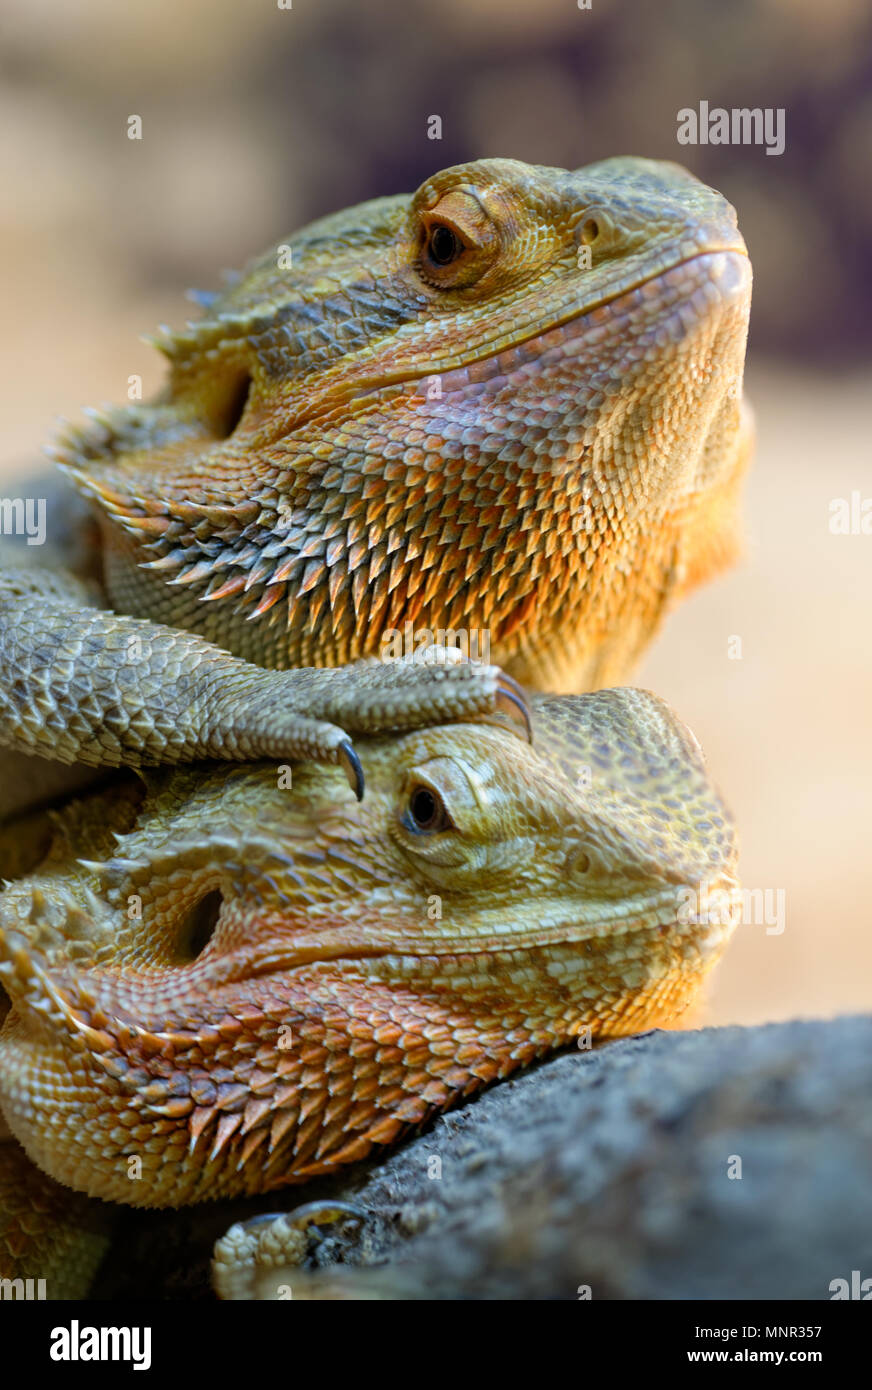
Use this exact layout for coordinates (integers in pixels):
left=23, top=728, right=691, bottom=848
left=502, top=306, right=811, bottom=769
left=0, top=0, right=869, bottom=1025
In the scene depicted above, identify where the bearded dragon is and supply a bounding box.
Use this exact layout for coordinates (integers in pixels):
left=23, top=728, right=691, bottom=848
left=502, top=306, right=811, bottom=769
left=0, top=689, right=740, bottom=1297
left=0, top=155, right=751, bottom=821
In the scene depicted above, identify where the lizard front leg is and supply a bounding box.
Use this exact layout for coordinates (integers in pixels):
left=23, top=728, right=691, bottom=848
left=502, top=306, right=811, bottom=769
left=0, top=568, right=529, bottom=799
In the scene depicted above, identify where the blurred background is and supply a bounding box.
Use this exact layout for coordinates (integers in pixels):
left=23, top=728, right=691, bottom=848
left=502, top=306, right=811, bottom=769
left=0, top=0, right=869, bottom=1025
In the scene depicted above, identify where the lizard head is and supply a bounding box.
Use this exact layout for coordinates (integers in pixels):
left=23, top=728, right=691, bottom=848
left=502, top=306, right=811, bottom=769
left=54, top=156, right=752, bottom=685
left=0, top=689, right=740, bottom=1206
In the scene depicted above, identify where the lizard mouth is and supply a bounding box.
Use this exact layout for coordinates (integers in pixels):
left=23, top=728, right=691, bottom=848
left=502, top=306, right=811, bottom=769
left=56, top=244, right=750, bottom=492
left=479, top=244, right=750, bottom=362
left=337, top=245, right=751, bottom=410
left=0, top=866, right=741, bottom=1207
left=554, top=244, right=750, bottom=335
left=0, top=873, right=741, bottom=1035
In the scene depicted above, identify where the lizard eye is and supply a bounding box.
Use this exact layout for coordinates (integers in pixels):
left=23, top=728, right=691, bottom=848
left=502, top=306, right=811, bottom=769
left=426, top=223, right=464, bottom=267
left=404, top=783, right=453, bottom=835
left=415, top=188, right=498, bottom=288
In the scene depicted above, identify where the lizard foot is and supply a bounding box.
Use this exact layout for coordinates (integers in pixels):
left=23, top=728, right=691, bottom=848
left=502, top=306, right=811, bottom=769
left=227, top=648, right=533, bottom=799
left=211, top=1201, right=365, bottom=1301
left=0, top=584, right=530, bottom=805
left=290, top=648, right=531, bottom=740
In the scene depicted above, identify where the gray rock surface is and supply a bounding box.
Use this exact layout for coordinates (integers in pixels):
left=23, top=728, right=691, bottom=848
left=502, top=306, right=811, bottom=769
left=94, top=1016, right=872, bottom=1299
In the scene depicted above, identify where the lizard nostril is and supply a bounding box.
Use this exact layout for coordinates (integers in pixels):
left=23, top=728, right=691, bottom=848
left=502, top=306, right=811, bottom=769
left=580, top=217, right=601, bottom=246
left=176, top=889, right=223, bottom=962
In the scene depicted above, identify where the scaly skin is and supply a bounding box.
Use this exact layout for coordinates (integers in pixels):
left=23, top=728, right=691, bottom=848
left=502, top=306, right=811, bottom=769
left=0, top=156, right=751, bottom=817
left=0, top=690, right=739, bottom=1295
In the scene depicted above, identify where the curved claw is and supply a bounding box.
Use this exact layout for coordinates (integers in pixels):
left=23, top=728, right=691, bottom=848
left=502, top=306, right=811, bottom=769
left=337, top=739, right=365, bottom=801
left=497, top=670, right=527, bottom=703
left=496, top=684, right=533, bottom=743
left=239, top=1201, right=366, bottom=1236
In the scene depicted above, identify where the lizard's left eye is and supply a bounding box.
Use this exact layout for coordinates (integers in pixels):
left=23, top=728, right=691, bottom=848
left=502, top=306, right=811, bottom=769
left=415, top=189, right=496, bottom=287
left=426, top=223, right=464, bottom=266
left=404, top=783, right=453, bottom=835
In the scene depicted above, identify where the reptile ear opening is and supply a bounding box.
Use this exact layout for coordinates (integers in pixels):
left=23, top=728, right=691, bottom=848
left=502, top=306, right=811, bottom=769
left=175, top=889, right=223, bottom=962
left=212, top=370, right=252, bottom=439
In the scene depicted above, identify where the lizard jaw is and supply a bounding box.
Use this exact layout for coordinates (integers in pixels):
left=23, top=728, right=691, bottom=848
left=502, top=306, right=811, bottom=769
left=0, top=871, right=741, bottom=1037
left=0, top=881, right=740, bottom=1209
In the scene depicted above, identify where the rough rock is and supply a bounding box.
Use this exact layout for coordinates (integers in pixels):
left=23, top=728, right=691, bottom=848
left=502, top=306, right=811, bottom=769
left=93, top=1016, right=872, bottom=1299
